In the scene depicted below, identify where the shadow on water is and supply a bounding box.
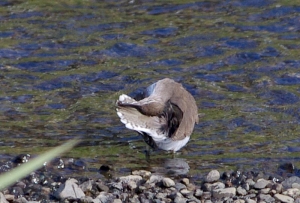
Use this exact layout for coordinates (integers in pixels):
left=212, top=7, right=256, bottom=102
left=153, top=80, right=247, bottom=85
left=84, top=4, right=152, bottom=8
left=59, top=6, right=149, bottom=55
left=0, top=0, right=300, bottom=181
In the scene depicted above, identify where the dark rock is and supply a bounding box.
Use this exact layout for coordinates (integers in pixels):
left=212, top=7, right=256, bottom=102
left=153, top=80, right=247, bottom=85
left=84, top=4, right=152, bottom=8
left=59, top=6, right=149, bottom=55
left=99, top=165, right=110, bottom=172
left=13, top=154, right=31, bottom=164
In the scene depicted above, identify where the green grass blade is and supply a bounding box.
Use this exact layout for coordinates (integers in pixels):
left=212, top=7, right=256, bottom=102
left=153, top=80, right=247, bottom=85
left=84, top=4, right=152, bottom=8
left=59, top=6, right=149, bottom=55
left=0, top=138, right=80, bottom=190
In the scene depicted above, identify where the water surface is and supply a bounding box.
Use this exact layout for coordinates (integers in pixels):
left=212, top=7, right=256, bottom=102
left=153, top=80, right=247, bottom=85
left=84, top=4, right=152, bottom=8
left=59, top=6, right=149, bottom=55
left=0, top=0, right=300, bottom=180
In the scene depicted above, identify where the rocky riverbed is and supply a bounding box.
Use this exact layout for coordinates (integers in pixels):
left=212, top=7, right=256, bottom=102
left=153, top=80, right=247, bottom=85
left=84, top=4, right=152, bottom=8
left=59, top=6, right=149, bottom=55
left=1, top=156, right=300, bottom=203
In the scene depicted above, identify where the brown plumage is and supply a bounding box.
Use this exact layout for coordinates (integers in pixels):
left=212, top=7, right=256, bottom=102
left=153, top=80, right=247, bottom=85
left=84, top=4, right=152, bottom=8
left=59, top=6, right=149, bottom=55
left=116, top=78, right=198, bottom=152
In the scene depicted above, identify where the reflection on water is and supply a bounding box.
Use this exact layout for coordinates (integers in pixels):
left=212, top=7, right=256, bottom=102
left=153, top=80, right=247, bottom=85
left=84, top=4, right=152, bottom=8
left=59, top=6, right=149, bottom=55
left=0, top=0, right=300, bottom=180
left=151, top=158, right=190, bottom=177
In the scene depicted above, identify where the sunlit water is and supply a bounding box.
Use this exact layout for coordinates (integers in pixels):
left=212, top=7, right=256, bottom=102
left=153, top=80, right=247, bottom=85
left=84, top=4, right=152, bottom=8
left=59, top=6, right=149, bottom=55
left=1, top=0, right=300, bottom=181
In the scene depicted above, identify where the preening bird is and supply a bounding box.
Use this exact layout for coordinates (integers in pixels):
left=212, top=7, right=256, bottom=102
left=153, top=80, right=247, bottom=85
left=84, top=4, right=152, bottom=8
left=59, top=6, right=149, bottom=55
left=116, top=78, right=198, bottom=153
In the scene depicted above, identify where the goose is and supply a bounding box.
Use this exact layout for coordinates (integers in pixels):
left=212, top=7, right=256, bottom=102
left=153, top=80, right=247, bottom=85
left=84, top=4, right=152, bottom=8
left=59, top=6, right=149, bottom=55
left=116, top=78, right=198, bottom=153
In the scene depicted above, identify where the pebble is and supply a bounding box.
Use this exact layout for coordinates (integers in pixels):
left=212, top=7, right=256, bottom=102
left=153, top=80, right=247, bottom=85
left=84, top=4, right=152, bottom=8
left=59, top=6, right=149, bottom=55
left=274, top=194, right=294, bottom=203
left=127, top=180, right=137, bottom=190
left=260, top=188, right=271, bottom=194
left=253, top=179, right=270, bottom=189
left=187, top=183, right=196, bottom=191
left=180, top=188, right=193, bottom=197
left=119, top=175, right=142, bottom=183
left=206, top=170, right=220, bottom=183
left=283, top=188, right=300, bottom=198
left=113, top=199, right=122, bottom=203
left=162, top=177, right=175, bottom=187
left=237, top=186, right=247, bottom=196
left=245, top=199, right=256, bottom=203
left=234, top=200, right=245, bottom=203
left=292, top=183, right=300, bottom=189
left=181, top=178, right=189, bottom=186
left=96, top=182, right=109, bottom=192
left=54, top=178, right=85, bottom=199
left=0, top=192, right=9, bottom=203
left=147, top=174, right=164, bottom=184
left=212, top=187, right=236, bottom=199
left=174, top=182, right=186, bottom=191
left=282, top=176, right=300, bottom=189
left=194, top=189, right=203, bottom=197
left=132, top=170, right=151, bottom=178
left=258, top=193, right=275, bottom=202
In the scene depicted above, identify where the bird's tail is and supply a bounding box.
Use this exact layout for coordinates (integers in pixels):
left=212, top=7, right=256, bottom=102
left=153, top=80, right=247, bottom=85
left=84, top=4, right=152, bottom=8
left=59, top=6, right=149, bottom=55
left=116, top=94, right=162, bottom=138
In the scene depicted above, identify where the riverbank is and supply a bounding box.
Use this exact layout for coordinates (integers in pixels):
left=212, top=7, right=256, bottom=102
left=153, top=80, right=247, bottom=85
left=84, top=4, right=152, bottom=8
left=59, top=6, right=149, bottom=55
left=1, top=166, right=300, bottom=203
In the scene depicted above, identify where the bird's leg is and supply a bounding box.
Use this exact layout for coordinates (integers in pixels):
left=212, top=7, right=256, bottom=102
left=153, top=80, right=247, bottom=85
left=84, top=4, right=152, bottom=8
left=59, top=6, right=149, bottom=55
left=172, top=150, right=175, bottom=159
left=145, top=145, right=151, bottom=162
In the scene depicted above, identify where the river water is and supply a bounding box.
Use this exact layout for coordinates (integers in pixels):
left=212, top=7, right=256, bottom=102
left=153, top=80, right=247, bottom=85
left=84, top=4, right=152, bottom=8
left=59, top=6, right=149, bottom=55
left=1, top=0, right=300, bottom=181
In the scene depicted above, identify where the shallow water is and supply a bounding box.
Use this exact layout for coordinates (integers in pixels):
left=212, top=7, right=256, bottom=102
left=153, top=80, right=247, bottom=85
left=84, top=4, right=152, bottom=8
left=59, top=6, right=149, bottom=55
left=1, top=0, right=300, bottom=181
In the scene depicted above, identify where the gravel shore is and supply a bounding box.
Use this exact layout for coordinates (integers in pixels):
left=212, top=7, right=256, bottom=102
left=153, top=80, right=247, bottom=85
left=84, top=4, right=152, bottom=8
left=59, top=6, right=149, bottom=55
left=1, top=159, right=300, bottom=203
